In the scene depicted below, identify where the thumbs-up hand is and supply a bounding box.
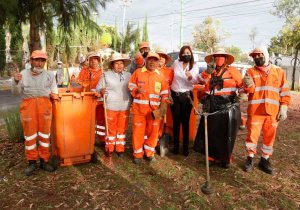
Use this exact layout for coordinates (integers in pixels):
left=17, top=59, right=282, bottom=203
left=243, top=73, right=254, bottom=87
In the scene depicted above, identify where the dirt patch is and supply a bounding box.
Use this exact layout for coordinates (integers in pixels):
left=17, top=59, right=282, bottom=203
left=0, top=92, right=299, bottom=209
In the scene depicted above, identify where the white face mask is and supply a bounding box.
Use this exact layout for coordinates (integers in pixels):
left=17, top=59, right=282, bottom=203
left=32, top=67, right=43, bottom=74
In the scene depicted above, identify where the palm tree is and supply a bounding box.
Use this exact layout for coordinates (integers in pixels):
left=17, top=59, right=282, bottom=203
left=6, top=0, right=111, bottom=55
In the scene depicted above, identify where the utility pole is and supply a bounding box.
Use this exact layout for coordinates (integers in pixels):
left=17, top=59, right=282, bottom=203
left=120, top=0, right=132, bottom=53
left=179, top=0, right=183, bottom=47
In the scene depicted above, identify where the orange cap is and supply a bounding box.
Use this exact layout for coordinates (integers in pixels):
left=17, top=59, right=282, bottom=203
left=31, top=50, right=48, bottom=59
left=139, top=41, right=149, bottom=49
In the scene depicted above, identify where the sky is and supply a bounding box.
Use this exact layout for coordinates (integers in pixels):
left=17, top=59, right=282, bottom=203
left=97, top=0, right=285, bottom=53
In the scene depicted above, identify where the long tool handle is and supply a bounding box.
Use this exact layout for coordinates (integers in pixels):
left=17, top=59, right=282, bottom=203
left=204, top=114, right=210, bottom=183
left=102, top=76, right=109, bottom=137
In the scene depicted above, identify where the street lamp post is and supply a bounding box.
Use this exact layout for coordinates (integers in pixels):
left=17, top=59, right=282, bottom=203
left=120, top=0, right=132, bottom=53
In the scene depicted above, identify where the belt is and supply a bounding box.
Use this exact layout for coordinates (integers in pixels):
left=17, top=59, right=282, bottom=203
left=171, top=90, right=191, bottom=97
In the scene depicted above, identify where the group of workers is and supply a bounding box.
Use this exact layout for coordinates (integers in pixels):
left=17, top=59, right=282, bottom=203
left=12, top=41, right=291, bottom=176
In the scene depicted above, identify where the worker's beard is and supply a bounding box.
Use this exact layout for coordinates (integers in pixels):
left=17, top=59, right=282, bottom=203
left=32, top=67, right=43, bottom=74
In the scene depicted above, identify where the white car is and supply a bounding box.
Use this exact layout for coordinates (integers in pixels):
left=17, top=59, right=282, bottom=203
left=167, top=51, right=207, bottom=73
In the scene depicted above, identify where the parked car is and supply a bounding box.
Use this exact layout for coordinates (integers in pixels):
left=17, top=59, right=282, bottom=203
left=167, top=51, right=207, bottom=73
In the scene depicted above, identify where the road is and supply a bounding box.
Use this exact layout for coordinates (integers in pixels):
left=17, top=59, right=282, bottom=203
left=0, top=89, right=22, bottom=125
left=0, top=90, right=22, bottom=110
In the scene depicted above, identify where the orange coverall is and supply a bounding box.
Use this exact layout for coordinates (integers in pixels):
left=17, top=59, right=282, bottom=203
left=128, top=67, right=169, bottom=158
left=244, top=64, right=291, bottom=157
left=77, top=67, right=106, bottom=142
left=158, top=66, right=174, bottom=138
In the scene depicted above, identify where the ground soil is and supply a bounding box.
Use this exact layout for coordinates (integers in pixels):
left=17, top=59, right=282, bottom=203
left=0, top=92, right=299, bottom=210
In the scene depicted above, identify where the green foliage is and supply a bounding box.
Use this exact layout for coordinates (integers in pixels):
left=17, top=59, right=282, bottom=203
left=122, top=22, right=135, bottom=54
left=2, top=107, right=24, bottom=142
left=142, top=15, right=149, bottom=42
left=100, top=32, right=112, bottom=47
left=134, top=22, right=141, bottom=52
left=225, top=46, right=243, bottom=62
left=193, top=17, right=229, bottom=53
left=0, top=25, right=5, bottom=76
left=272, top=0, right=300, bottom=90
left=9, top=21, right=23, bottom=68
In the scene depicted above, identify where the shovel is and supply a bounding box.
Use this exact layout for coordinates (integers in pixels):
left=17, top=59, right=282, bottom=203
left=201, top=113, right=214, bottom=194
left=159, top=115, right=169, bottom=157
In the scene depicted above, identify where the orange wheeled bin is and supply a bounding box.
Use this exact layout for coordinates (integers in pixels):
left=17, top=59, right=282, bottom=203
left=51, top=89, right=98, bottom=167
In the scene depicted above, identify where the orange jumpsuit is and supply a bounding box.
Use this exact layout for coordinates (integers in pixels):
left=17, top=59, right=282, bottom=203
left=195, top=66, right=243, bottom=163
left=128, top=67, right=169, bottom=158
left=77, top=67, right=106, bottom=143
left=11, top=69, right=58, bottom=162
left=158, top=66, right=174, bottom=138
left=244, top=64, right=291, bottom=157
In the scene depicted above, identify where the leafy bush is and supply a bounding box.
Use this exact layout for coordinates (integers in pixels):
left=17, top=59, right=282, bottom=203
left=2, top=107, right=24, bottom=142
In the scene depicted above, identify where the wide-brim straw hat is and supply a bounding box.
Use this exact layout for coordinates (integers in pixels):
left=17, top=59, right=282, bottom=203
left=146, top=52, right=160, bottom=60
left=205, top=48, right=234, bottom=65
left=156, top=50, right=172, bottom=65
left=109, top=53, right=131, bottom=68
left=87, top=52, right=101, bottom=61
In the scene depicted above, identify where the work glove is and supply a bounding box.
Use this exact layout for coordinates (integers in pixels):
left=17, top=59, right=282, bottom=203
left=205, top=61, right=215, bottom=74
left=243, top=74, right=254, bottom=87
left=237, top=93, right=248, bottom=102
left=277, top=105, right=288, bottom=121
left=152, top=109, right=162, bottom=120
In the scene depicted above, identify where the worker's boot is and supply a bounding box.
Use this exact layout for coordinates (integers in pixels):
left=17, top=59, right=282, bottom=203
left=258, top=157, right=273, bottom=174
left=24, top=160, right=37, bottom=176
left=117, top=152, right=124, bottom=158
left=183, top=139, right=189, bottom=157
left=244, top=156, right=254, bottom=172
left=173, top=139, right=179, bottom=155
left=147, top=156, right=157, bottom=163
left=133, top=158, right=142, bottom=165
left=40, top=159, right=55, bottom=172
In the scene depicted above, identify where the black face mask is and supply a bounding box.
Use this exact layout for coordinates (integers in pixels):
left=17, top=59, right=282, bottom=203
left=142, top=51, right=148, bottom=58
left=182, top=55, right=191, bottom=63
left=254, top=57, right=265, bottom=66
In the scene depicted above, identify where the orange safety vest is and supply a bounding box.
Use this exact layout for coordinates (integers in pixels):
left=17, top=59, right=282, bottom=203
left=128, top=67, right=169, bottom=115
left=199, top=66, right=243, bottom=96
left=244, top=64, right=291, bottom=116
left=77, top=66, right=103, bottom=90
left=159, top=66, right=174, bottom=87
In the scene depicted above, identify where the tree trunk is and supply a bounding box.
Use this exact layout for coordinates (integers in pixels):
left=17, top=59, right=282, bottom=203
left=29, top=15, right=41, bottom=53
left=291, top=48, right=299, bottom=90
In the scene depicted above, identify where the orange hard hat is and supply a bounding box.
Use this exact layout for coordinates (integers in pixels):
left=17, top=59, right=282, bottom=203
left=31, top=50, right=48, bottom=59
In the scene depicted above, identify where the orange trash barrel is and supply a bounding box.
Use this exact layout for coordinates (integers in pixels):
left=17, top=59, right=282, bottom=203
left=165, top=84, right=204, bottom=142
left=51, top=90, right=98, bottom=166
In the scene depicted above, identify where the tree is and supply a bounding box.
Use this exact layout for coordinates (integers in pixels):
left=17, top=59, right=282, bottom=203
left=272, top=0, right=300, bottom=90
left=225, top=46, right=243, bottom=62
left=0, top=26, right=5, bottom=76
left=192, top=17, right=228, bottom=53
left=9, top=20, right=23, bottom=68
left=123, top=22, right=135, bottom=54
left=142, top=15, right=149, bottom=42
left=3, top=0, right=110, bottom=59
left=134, top=22, right=141, bottom=52
left=249, top=27, right=257, bottom=49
